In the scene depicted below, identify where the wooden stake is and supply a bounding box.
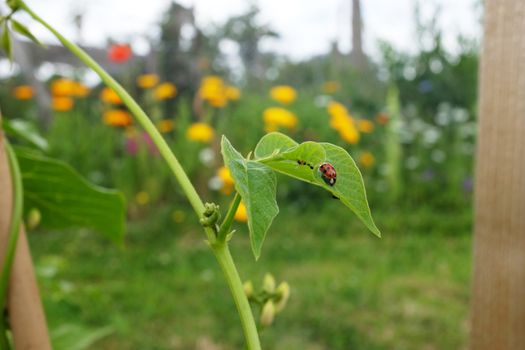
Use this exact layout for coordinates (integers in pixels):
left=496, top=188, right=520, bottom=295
left=471, top=0, right=525, bottom=349
left=0, top=123, right=51, bottom=349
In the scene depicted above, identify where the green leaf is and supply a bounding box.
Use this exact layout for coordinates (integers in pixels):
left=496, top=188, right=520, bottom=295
left=15, top=148, right=126, bottom=245
left=254, top=132, right=380, bottom=237
left=221, top=136, right=279, bottom=259
left=51, top=324, right=113, bottom=350
left=2, top=22, right=12, bottom=62
left=261, top=142, right=326, bottom=185
left=2, top=118, right=49, bottom=151
left=11, top=19, right=45, bottom=47
left=318, top=143, right=380, bottom=237
left=254, top=132, right=297, bottom=159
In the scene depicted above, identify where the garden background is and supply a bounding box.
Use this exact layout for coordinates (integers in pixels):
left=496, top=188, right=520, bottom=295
left=0, top=0, right=480, bottom=348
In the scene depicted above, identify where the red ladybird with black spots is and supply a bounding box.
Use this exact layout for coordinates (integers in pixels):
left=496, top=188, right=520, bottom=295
left=319, top=162, right=337, bottom=186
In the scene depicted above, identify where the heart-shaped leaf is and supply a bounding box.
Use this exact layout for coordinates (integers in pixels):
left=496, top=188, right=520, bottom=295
left=254, top=132, right=380, bottom=237
left=221, top=136, right=279, bottom=259
left=15, top=148, right=126, bottom=245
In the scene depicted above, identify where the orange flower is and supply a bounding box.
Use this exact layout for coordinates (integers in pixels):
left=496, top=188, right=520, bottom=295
left=234, top=202, right=248, bottom=222
left=270, top=85, right=297, bottom=104
left=154, top=82, right=177, bottom=100
left=376, top=112, right=389, bottom=125
left=100, top=87, right=123, bottom=104
left=51, top=79, right=76, bottom=96
left=103, top=110, right=133, bottom=126
left=137, top=74, right=159, bottom=89
left=72, top=82, right=90, bottom=97
left=108, top=44, right=132, bottom=63
left=225, top=85, right=241, bottom=101
left=51, top=79, right=90, bottom=97
left=52, top=97, right=74, bottom=112
left=13, top=85, right=33, bottom=100
left=359, top=151, right=375, bottom=169
left=157, top=119, right=174, bottom=133
left=322, top=81, right=340, bottom=94
left=357, top=119, right=374, bottom=133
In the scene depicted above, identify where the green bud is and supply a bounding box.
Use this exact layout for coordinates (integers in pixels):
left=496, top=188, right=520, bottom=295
left=26, top=208, right=41, bottom=230
left=200, top=202, right=221, bottom=228
left=274, top=281, right=290, bottom=313
left=262, top=273, right=275, bottom=294
left=7, top=0, right=21, bottom=12
left=259, top=300, right=275, bottom=328
left=243, top=280, right=254, bottom=299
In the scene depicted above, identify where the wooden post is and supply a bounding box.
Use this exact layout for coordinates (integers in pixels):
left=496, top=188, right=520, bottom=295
left=471, top=0, right=525, bottom=349
left=0, top=120, right=51, bottom=349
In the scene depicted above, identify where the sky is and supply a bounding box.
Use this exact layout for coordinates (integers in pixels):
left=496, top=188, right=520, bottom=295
left=11, top=0, right=481, bottom=60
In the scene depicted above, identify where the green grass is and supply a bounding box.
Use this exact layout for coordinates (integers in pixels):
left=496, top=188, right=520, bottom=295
left=29, top=202, right=472, bottom=349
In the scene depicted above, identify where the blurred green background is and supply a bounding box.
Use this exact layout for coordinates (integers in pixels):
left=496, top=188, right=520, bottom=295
left=1, top=0, right=480, bottom=348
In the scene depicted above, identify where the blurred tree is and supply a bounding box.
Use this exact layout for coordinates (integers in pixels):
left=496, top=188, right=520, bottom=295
left=217, top=5, right=279, bottom=83
left=379, top=2, right=479, bottom=124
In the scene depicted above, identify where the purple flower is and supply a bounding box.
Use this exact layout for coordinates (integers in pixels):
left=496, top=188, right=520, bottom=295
left=462, top=177, right=474, bottom=192
left=125, top=135, right=138, bottom=155
left=421, top=169, right=436, bottom=181
left=142, top=132, right=159, bottom=156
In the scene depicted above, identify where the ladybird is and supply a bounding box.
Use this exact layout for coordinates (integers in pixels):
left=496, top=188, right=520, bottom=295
left=319, top=162, right=337, bottom=186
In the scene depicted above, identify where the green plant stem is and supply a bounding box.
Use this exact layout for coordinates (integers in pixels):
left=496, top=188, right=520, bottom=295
left=212, top=242, right=261, bottom=350
left=19, top=1, right=213, bottom=240
left=0, top=140, right=23, bottom=350
left=218, top=192, right=241, bottom=241
left=18, top=2, right=261, bottom=348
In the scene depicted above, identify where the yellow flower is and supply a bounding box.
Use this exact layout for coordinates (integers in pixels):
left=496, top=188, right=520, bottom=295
left=270, top=85, right=297, bottom=104
left=326, top=101, right=360, bottom=144
left=13, top=85, right=33, bottom=100
left=154, top=82, right=177, bottom=100
left=217, top=166, right=234, bottom=195
left=157, top=119, right=175, bottom=133
left=208, top=93, right=228, bottom=108
left=234, top=201, right=248, bottom=222
left=137, top=74, right=159, bottom=89
left=263, top=107, right=298, bottom=130
left=327, top=101, right=348, bottom=117
left=322, top=81, right=340, bottom=94
left=186, top=123, right=214, bottom=143
left=199, top=76, right=228, bottom=108
left=218, top=166, right=234, bottom=187
left=225, top=85, right=241, bottom=101
left=103, top=110, right=133, bottom=127
left=135, top=191, right=150, bottom=205
left=100, top=87, right=123, bottom=104
left=172, top=210, right=186, bottom=223
left=357, top=119, right=374, bottom=133
left=338, top=121, right=360, bottom=144
left=359, top=151, right=375, bottom=169
left=52, top=97, right=74, bottom=112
